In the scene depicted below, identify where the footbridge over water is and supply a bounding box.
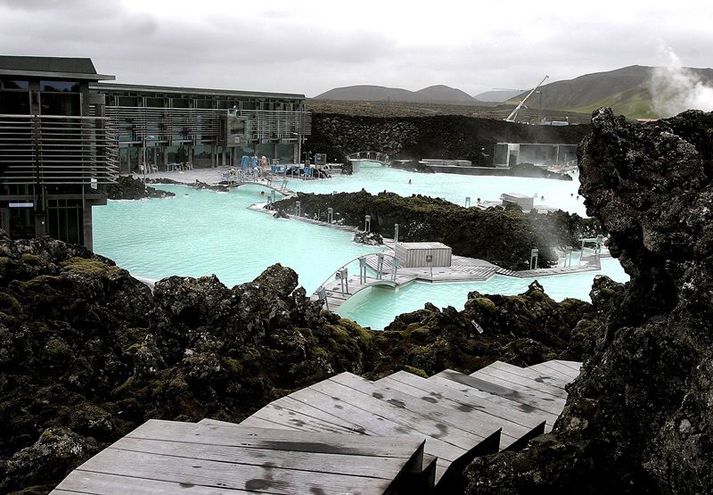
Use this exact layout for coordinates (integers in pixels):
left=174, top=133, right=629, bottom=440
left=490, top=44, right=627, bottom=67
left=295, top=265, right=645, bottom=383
left=346, top=150, right=390, bottom=166
left=315, top=252, right=415, bottom=310
left=222, top=170, right=297, bottom=199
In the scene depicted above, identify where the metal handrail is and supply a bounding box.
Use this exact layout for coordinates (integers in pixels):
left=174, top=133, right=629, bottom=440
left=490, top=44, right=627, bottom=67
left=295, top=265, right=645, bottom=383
left=315, top=251, right=400, bottom=296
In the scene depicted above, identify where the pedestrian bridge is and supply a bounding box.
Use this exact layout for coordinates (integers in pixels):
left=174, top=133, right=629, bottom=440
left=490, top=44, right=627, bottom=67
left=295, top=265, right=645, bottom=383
left=314, top=252, right=415, bottom=310
left=346, top=150, right=390, bottom=166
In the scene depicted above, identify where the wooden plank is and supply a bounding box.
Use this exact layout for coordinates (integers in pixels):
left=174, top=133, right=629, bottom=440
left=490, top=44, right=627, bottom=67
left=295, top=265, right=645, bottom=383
left=330, top=372, right=526, bottom=446
left=423, top=374, right=559, bottom=427
left=472, top=367, right=567, bottom=399
left=128, top=420, right=422, bottom=459
left=273, top=396, right=370, bottom=434
left=54, top=471, right=253, bottom=494
left=431, top=371, right=565, bottom=416
left=554, top=360, right=583, bottom=372
left=288, top=384, right=468, bottom=463
left=111, top=437, right=409, bottom=480
left=309, top=376, right=488, bottom=451
left=527, top=362, right=574, bottom=381
left=460, top=371, right=567, bottom=410
left=239, top=415, right=302, bottom=431
left=249, top=401, right=362, bottom=434
left=545, top=360, right=583, bottom=377
left=482, top=361, right=569, bottom=390
left=74, top=448, right=393, bottom=495
left=529, top=361, right=579, bottom=382
left=198, top=418, right=239, bottom=427
left=381, top=372, right=547, bottom=429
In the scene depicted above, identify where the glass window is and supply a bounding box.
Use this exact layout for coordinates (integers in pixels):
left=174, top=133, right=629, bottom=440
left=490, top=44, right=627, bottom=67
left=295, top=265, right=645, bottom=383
left=2, top=79, right=30, bottom=90
left=40, top=80, right=81, bottom=92
left=146, top=97, right=165, bottom=108
left=196, top=99, right=214, bottom=109
left=0, top=91, right=30, bottom=114
left=118, top=96, right=139, bottom=106
left=40, top=93, right=80, bottom=116
left=171, top=98, right=189, bottom=108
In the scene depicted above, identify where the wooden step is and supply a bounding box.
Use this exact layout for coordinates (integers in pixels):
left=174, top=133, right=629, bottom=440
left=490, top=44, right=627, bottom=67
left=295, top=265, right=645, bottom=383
left=281, top=381, right=470, bottom=465
left=528, top=360, right=581, bottom=382
left=52, top=419, right=427, bottom=495
left=241, top=373, right=501, bottom=484
left=364, top=372, right=539, bottom=449
left=329, top=372, right=526, bottom=448
left=475, top=360, right=570, bottom=390
left=430, top=370, right=565, bottom=417
left=379, top=371, right=547, bottom=437
left=470, top=366, right=568, bottom=400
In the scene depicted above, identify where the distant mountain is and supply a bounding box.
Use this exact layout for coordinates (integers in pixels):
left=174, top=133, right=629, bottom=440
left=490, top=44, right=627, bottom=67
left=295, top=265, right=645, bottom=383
left=314, top=84, right=481, bottom=106
left=509, top=65, right=713, bottom=118
left=414, top=85, right=477, bottom=104
left=474, top=89, right=524, bottom=102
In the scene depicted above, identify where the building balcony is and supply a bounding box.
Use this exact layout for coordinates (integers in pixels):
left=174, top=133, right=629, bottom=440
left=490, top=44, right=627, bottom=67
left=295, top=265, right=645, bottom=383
left=0, top=113, right=119, bottom=185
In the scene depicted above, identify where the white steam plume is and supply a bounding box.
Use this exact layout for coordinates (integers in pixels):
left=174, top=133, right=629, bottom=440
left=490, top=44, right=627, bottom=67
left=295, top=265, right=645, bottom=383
left=649, top=47, right=713, bottom=117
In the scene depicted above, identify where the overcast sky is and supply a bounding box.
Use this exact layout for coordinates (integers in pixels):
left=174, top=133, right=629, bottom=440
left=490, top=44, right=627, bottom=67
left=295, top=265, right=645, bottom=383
left=1, top=0, right=711, bottom=97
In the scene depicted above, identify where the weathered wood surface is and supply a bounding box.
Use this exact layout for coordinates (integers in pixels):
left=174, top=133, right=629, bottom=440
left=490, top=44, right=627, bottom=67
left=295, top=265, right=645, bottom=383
left=128, top=420, right=421, bottom=459
left=310, top=375, right=488, bottom=450
left=330, top=372, right=528, bottom=447
left=477, top=360, right=570, bottom=390
left=62, top=447, right=395, bottom=495
left=381, top=371, right=548, bottom=430
left=530, top=361, right=579, bottom=383
left=112, top=436, right=412, bottom=479
left=471, top=366, right=568, bottom=399
left=555, top=359, right=584, bottom=372
left=53, top=420, right=426, bottom=495
left=527, top=361, right=577, bottom=381
left=431, top=370, right=565, bottom=416
left=286, top=382, right=469, bottom=465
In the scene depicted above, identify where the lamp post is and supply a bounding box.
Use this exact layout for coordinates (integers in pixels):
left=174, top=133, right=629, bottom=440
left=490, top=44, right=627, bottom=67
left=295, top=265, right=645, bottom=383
left=291, top=131, right=302, bottom=166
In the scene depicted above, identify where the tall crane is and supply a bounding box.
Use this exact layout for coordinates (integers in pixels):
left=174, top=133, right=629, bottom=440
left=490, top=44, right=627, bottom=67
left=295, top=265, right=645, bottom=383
left=505, top=75, right=549, bottom=123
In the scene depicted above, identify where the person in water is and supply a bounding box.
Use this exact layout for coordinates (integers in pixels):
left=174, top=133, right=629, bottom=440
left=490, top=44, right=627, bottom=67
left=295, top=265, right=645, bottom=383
left=408, top=179, right=412, bottom=184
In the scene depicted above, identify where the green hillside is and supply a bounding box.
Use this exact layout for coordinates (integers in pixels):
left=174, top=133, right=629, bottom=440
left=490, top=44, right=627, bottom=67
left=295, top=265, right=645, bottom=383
left=510, top=65, right=713, bottom=119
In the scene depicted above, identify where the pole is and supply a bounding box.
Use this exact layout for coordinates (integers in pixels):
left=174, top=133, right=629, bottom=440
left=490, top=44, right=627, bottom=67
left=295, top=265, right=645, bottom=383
left=297, top=112, right=303, bottom=166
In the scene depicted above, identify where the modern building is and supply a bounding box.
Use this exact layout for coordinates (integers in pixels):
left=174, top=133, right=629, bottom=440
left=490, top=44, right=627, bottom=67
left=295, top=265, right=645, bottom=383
left=95, top=83, right=310, bottom=174
left=0, top=56, right=117, bottom=249
left=493, top=142, right=578, bottom=168
left=0, top=55, right=311, bottom=248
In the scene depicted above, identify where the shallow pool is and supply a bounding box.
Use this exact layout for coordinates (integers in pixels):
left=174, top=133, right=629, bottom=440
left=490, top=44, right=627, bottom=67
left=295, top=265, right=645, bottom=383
left=337, top=258, right=629, bottom=329
left=287, top=162, right=586, bottom=216
left=93, top=166, right=618, bottom=329
left=93, top=184, right=382, bottom=292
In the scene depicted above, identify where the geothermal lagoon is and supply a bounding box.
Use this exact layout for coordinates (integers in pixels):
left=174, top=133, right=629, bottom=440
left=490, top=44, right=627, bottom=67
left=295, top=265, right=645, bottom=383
left=94, top=163, right=627, bottom=329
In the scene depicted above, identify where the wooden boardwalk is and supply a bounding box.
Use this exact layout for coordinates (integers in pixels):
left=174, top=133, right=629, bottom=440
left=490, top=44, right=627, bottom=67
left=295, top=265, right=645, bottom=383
left=52, top=360, right=581, bottom=494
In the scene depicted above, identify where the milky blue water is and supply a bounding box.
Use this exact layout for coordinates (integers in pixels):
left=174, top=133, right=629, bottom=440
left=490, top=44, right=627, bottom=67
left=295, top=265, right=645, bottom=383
left=93, top=185, right=382, bottom=292
left=92, top=164, right=626, bottom=328
left=287, top=162, right=587, bottom=216
left=338, top=257, right=628, bottom=329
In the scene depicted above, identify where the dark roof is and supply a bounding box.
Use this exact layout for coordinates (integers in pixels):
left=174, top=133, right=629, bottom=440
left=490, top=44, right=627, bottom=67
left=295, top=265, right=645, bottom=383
left=92, top=82, right=305, bottom=100
left=0, top=55, right=114, bottom=80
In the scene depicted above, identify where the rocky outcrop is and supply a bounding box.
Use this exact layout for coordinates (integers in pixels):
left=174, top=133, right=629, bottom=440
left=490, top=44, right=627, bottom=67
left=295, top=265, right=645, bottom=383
left=463, top=108, right=713, bottom=494
left=353, top=231, right=383, bottom=245
left=0, top=225, right=614, bottom=493
left=271, top=190, right=603, bottom=270
left=368, top=278, right=620, bottom=379
left=306, top=113, right=590, bottom=167
left=0, top=232, right=375, bottom=493
left=106, top=175, right=175, bottom=199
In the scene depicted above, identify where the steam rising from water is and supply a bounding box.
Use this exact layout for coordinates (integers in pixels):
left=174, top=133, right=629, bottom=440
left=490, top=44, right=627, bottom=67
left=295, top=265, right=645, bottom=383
left=649, top=47, right=713, bottom=117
